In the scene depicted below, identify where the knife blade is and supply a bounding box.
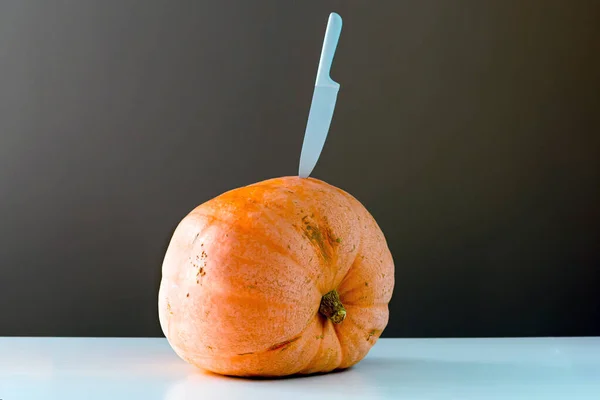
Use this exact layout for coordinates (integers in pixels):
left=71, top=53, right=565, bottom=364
left=298, top=12, right=342, bottom=178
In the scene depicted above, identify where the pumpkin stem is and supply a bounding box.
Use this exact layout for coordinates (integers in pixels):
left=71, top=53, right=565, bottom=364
left=319, top=290, right=346, bottom=324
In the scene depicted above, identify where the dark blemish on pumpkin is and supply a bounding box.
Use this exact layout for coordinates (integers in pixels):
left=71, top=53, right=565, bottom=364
left=237, top=352, right=254, bottom=356
left=367, top=329, right=380, bottom=341
left=302, top=221, right=334, bottom=261
left=287, top=244, right=291, bottom=249
left=381, top=273, right=386, bottom=278
left=365, top=282, right=369, bottom=287
left=196, top=279, right=200, bottom=284
left=268, top=336, right=301, bottom=351
left=166, top=301, right=173, bottom=315
left=186, top=293, right=190, bottom=298
left=192, top=233, right=200, bottom=243
left=335, top=237, right=342, bottom=243
left=316, top=334, right=324, bottom=339
left=206, top=346, right=214, bottom=350
left=351, top=244, right=356, bottom=252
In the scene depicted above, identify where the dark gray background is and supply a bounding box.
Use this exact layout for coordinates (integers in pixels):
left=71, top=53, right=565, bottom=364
left=1, top=1, right=599, bottom=338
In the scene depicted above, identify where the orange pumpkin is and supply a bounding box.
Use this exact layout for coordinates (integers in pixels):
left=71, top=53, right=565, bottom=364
left=158, top=176, right=394, bottom=377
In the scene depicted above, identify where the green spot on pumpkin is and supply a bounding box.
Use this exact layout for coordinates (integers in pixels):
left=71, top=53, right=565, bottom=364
left=367, top=329, right=380, bottom=341
left=300, top=215, right=339, bottom=261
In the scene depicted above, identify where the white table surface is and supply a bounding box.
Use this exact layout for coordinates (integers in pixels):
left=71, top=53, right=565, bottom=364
left=1, top=337, right=599, bottom=399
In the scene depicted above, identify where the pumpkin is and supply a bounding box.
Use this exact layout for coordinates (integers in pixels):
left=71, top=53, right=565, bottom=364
left=158, top=176, right=394, bottom=377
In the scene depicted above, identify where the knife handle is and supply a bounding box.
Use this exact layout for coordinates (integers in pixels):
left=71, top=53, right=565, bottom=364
left=315, top=13, right=342, bottom=88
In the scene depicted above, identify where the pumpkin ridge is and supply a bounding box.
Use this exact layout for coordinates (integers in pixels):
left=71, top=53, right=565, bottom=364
left=295, top=321, right=330, bottom=374
left=302, top=334, right=325, bottom=372
left=267, top=335, right=302, bottom=351
left=329, top=255, right=357, bottom=294
left=216, top=253, right=322, bottom=310
left=259, top=177, right=358, bottom=291
left=212, top=193, right=310, bottom=269
left=300, top=318, right=340, bottom=373
left=222, top=184, right=347, bottom=286
left=337, top=306, right=368, bottom=331
left=240, top=315, right=318, bottom=357
left=181, top=213, right=218, bottom=248
left=336, top=284, right=364, bottom=300
left=239, top=187, right=338, bottom=269
left=332, top=243, right=364, bottom=295
left=192, top=211, right=306, bottom=274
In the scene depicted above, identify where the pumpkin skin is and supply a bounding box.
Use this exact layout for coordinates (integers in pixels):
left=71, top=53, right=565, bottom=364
left=158, top=176, right=394, bottom=377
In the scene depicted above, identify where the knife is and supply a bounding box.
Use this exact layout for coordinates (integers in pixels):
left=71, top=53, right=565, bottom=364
left=298, top=12, right=343, bottom=178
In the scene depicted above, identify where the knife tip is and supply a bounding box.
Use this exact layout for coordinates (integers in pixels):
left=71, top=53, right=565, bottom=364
left=298, top=165, right=312, bottom=179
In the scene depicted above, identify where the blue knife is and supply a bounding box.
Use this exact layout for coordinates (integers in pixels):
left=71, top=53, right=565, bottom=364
left=298, top=12, right=343, bottom=178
